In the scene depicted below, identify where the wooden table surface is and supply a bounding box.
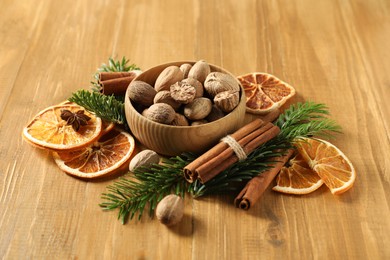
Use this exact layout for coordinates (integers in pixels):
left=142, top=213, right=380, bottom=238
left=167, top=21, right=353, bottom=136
left=1, top=0, right=389, bottom=259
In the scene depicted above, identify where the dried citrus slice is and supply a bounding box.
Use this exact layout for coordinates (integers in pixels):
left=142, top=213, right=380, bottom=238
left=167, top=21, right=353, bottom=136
left=273, top=153, right=324, bottom=194
left=295, top=138, right=356, bottom=195
left=237, top=72, right=296, bottom=114
left=101, top=120, right=115, bottom=135
left=58, top=100, right=75, bottom=106
left=23, top=104, right=102, bottom=151
left=53, top=128, right=135, bottom=179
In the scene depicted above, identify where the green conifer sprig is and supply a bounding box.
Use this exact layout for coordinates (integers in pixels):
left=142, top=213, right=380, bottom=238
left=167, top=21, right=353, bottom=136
left=100, top=154, right=195, bottom=223
left=99, top=101, right=342, bottom=223
left=275, top=102, right=342, bottom=141
left=69, top=90, right=126, bottom=125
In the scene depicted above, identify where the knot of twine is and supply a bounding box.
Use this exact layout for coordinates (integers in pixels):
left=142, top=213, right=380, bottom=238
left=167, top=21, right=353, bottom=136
left=220, top=135, right=247, bottom=161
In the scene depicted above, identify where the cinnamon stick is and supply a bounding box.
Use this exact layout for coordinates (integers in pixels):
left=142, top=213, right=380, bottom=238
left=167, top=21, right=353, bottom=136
left=244, top=108, right=281, bottom=126
left=195, top=123, right=274, bottom=179
left=99, top=71, right=141, bottom=95
left=184, top=119, right=264, bottom=182
left=196, top=125, right=280, bottom=183
left=259, top=108, right=281, bottom=123
left=234, top=149, right=294, bottom=210
left=100, top=77, right=133, bottom=95
left=184, top=118, right=281, bottom=184
left=183, top=119, right=267, bottom=182
left=99, top=72, right=133, bottom=81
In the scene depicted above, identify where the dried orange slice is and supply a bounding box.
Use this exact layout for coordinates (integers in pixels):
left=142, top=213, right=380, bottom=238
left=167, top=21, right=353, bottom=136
left=295, top=138, right=356, bottom=195
left=101, top=120, right=115, bottom=135
left=58, top=100, right=75, bottom=106
left=273, top=153, right=324, bottom=194
left=23, top=104, right=102, bottom=151
left=237, top=72, right=296, bottom=114
left=53, top=128, right=135, bottom=179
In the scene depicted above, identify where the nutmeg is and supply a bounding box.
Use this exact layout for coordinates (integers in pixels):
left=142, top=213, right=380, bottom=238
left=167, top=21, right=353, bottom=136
left=214, top=90, right=240, bottom=113
left=179, top=63, right=192, bottom=79
left=191, top=119, right=208, bottom=126
left=146, top=103, right=176, bottom=124
left=129, top=150, right=160, bottom=172
left=170, top=81, right=196, bottom=104
left=206, top=105, right=225, bottom=122
left=128, top=81, right=157, bottom=107
left=141, top=108, right=149, bottom=117
left=155, top=66, right=184, bottom=92
left=181, top=78, right=204, bottom=98
left=204, top=72, right=240, bottom=97
left=188, top=60, right=210, bottom=83
left=155, top=194, right=184, bottom=226
left=171, top=113, right=189, bottom=126
left=184, top=97, right=212, bottom=121
left=153, top=90, right=181, bottom=111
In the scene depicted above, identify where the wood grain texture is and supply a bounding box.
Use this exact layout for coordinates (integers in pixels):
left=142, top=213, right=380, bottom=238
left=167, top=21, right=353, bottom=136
left=1, top=0, right=389, bottom=259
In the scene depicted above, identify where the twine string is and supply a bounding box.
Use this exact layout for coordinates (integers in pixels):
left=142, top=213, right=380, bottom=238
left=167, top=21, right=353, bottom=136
left=221, top=135, right=247, bottom=161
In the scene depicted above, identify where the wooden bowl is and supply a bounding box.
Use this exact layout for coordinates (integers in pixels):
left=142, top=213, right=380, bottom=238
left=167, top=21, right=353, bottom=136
left=125, top=61, right=246, bottom=156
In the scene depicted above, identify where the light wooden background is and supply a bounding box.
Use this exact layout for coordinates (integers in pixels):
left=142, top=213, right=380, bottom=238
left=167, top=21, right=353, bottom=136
left=1, top=0, right=389, bottom=259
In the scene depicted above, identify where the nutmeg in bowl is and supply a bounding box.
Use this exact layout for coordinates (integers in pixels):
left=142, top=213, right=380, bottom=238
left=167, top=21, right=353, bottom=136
left=125, top=61, right=246, bottom=156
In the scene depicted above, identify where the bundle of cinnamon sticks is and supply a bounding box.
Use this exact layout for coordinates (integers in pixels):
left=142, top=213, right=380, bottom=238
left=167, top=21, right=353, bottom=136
left=98, top=71, right=141, bottom=95
left=184, top=117, right=280, bottom=184
left=184, top=109, right=295, bottom=210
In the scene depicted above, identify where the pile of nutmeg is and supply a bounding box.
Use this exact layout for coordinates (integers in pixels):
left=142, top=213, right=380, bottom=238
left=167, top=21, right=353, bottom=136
left=128, top=60, right=241, bottom=126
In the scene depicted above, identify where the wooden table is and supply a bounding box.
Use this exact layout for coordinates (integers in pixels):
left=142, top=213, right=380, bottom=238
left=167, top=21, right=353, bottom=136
left=1, top=0, right=389, bottom=259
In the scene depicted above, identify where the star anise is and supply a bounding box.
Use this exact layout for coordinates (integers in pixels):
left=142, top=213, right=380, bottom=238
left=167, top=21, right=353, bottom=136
left=60, top=109, right=91, bottom=132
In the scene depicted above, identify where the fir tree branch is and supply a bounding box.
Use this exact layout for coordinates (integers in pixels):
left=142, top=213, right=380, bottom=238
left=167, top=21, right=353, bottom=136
left=275, top=102, right=342, bottom=141
left=99, top=101, right=342, bottom=223
left=100, top=154, right=195, bottom=223
left=68, top=90, right=126, bottom=125
left=99, top=57, right=140, bottom=72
